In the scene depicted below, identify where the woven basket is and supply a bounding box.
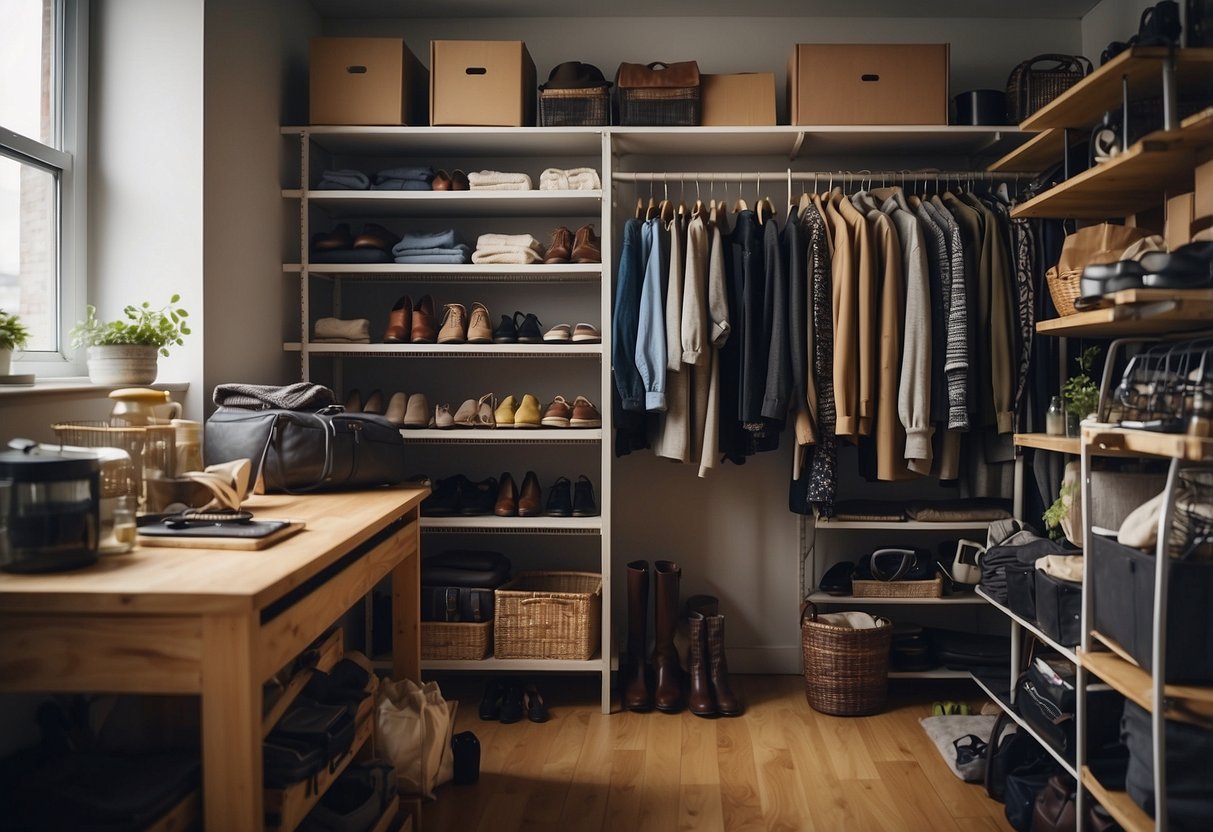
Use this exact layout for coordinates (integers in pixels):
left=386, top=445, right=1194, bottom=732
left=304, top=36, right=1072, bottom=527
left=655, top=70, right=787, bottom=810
left=422, top=620, right=491, bottom=661
left=1006, top=54, right=1092, bottom=124
left=801, top=603, right=893, bottom=716
left=617, top=87, right=700, bottom=126
left=1046, top=265, right=1083, bottom=316
left=851, top=576, right=943, bottom=599
left=539, top=87, right=610, bottom=126
left=494, top=571, right=601, bottom=660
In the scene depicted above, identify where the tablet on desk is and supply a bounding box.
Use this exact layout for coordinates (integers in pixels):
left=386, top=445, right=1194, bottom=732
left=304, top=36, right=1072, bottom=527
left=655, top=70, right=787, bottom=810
left=137, top=519, right=305, bottom=549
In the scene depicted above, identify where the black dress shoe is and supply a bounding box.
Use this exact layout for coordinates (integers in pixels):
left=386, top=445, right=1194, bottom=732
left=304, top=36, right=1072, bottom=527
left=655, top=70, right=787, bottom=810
left=499, top=681, right=525, bottom=724
left=515, top=312, right=543, bottom=344
left=421, top=475, right=466, bottom=517
left=479, top=680, right=504, bottom=721
left=545, top=476, right=573, bottom=517
left=459, top=477, right=499, bottom=516
left=492, top=314, right=518, bottom=344
left=572, top=475, right=598, bottom=517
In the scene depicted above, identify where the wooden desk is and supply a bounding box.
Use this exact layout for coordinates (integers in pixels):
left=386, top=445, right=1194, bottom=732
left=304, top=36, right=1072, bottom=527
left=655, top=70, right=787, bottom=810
left=0, top=487, right=427, bottom=831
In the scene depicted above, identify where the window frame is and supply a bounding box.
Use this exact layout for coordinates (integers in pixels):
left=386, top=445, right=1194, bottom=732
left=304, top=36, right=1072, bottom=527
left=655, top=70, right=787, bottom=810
left=0, top=0, right=88, bottom=377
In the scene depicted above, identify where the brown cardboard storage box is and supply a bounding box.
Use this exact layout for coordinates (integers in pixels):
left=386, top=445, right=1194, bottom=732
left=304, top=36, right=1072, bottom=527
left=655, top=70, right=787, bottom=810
left=701, top=73, right=777, bottom=126
left=1195, top=152, right=1213, bottom=241
left=788, top=43, right=949, bottom=125
left=431, top=40, right=536, bottom=127
left=310, top=38, right=427, bottom=125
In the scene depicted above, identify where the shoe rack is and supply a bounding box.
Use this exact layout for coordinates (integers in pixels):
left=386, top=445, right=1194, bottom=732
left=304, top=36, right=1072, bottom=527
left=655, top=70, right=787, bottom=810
left=282, top=127, right=614, bottom=713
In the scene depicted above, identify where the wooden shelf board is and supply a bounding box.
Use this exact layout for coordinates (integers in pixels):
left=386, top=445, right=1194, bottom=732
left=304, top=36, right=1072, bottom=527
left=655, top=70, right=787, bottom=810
left=282, top=125, right=606, bottom=157
left=1011, top=134, right=1196, bottom=219
left=988, top=128, right=1068, bottom=173
left=1078, top=648, right=1213, bottom=725
left=814, top=517, right=995, bottom=530
left=286, top=189, right=602, bottom=219
left=289, top=343, right=602, bottom=357
left=144, top=788, right=200, bottom=832
left=1035, top=289, right=1213, bottom=337
left=284, top=262, right=602, bottom=280
left=1021, top=47, right=1213, bottom=131
left=420, top=516, right=602, bottom=532
left=1082, top=766, right=1154, bottom=832
left=887, top=669, right=976, bottom=679
left=420, top=654, right=604, bottom=672
left=261, top=628, right=344, bottom=739
left=806, top=591, right=987, bottom=606
left=368, top=794, right=401, bottom=832
left=976, top=586, right=1080, bottom=664
left=401, top=428, right=601, bottom=443
left=1013, top=432, right=1081, bottom=454
left=1083, top=425, right=1213, bottom=461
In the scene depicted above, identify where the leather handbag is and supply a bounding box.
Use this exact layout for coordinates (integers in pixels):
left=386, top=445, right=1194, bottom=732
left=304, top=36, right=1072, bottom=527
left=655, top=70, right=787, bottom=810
left=421, top=586, right=495, bottom=623
left=615, top=61, right=700, bottom=89
left=205, top=406, right=406, bottom=493
left=1029, top=774, right=1077, bottom=832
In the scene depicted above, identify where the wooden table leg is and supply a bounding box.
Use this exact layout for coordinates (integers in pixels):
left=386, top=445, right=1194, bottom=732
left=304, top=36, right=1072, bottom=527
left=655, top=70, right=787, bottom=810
left=201, top=612, right=263, bottom=830
left=391, top=522, right=421, bottom=683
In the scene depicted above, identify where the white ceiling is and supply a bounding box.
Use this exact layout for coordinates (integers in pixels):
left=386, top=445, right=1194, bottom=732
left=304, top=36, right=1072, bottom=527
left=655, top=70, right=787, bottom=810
left=309, top=0, right=1104, bottom=19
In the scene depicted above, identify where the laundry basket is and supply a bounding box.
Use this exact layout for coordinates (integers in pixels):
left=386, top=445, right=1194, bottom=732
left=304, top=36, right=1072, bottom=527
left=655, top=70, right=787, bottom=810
left=800, top=603, right=893, bottom=716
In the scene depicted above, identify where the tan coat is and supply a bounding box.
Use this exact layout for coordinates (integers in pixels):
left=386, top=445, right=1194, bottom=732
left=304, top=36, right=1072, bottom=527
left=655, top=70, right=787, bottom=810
left=834, top=189, right=877, bottom=438
left=822, top=193, right=857, bottom=441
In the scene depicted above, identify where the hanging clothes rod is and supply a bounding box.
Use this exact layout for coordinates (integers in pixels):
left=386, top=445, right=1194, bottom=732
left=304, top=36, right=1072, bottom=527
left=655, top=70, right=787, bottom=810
left=612, top=170, right=1022, bottom=182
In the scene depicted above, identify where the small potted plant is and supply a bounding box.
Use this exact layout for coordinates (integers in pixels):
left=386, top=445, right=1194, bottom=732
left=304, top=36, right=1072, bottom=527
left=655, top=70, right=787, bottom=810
left=1062, top=346, right=1102, bottom=437
left=0, top=309, right=31, bottom=376
left=70, top=295, right=191, bottom=385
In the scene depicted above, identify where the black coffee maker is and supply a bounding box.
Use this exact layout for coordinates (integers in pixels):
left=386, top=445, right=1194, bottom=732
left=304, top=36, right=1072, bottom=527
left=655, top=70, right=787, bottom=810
left=0, top=441, right=100, bottom=573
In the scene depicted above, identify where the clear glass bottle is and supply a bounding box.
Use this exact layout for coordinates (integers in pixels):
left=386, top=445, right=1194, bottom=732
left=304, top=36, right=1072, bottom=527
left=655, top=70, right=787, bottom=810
left=1046, top=396, right=1065, bottom=436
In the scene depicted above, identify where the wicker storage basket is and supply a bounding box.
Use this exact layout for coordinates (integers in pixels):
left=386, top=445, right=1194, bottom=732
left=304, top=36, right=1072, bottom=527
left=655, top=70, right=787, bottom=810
left=422, top=620, right=492, bottom=661
left=494, top=571, right=601, bottom=660
left=800, top=603, right=893, bottom=716
left=539, top=87, right=610, bottom=126
left=1045, top=265, right=1083, bottom=316
left=851, top=576, right=944, bottom=599
left=1006, top=53, right=1092, bottom=124
left=617, top=87, right=700, bottom=126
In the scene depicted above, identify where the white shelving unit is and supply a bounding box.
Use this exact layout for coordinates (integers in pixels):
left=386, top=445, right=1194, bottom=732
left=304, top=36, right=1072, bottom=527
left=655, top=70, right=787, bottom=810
left=283, top=126, right=614, bottom=713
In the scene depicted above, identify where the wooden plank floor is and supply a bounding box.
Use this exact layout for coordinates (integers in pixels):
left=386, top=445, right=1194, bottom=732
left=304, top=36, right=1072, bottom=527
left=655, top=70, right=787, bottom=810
left=423, top=675, right=1014, bottom=832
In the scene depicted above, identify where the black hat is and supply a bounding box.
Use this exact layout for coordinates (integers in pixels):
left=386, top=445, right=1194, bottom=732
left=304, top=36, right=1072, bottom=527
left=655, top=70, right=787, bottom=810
left=539, top=61, right=612, bottom=91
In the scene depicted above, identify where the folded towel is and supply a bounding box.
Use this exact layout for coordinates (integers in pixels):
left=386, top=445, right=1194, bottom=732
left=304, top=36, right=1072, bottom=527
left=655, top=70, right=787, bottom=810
left=318, top=169, right=370, bottom=190
left=314, top=317, right=371, bottom=340
left=539, top=167, right=601, bottom=191
left=392, top=229, right=461, bottom=255
left=392, top=245, right=471, bottom=258
left=376, top=166, right=434, bottom=182
left=213, top=382, right=335, bottom=410
left=471, top=249, right=544, bottom=265
left=475, top=233, right=543, bottom=252
left=468, top=170, right=533, bottom=190
left=394, top=253, right=473, bottom=265
left=371, top=180, right=433, bottom=191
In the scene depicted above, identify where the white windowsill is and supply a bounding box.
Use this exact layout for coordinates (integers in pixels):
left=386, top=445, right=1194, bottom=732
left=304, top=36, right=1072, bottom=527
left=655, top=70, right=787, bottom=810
left=0, top=378, right=190, bottom=402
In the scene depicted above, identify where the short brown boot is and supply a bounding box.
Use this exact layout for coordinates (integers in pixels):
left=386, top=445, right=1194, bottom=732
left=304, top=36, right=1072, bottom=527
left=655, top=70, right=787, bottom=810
left=411, top=294, right=437, bottom=343
left=687, top=612, right=715, bottom=717
left=622, top=560, right=652, bottom=711
left=571, top=224, right=601, bottom=263
left=543, top=226, right=573, bottom=264
left=706, top=614, right=743, bottom=716
left=652, top=560, right=684, bottom=712
left=384, top=295, right=412, bottom=343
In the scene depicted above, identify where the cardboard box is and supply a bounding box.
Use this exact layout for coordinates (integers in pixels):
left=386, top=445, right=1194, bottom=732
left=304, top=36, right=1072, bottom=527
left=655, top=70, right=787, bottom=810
left=1195, top=152, right=1213, bottom=241
left=431, top=40, right=536, bottom=127
left=701, top=73, right=777, bottom=126
left=310, top=38, right=427, bottom=126
left=788, top=43, right=949, bottom=125
left=1166, top=191, right=1195, bottom=248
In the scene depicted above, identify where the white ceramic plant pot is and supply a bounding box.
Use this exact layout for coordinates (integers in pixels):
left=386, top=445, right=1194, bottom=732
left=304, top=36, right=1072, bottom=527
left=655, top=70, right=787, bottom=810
left=0, top=348, right=11, bottom=376
left=86, top=345, right=159, bottom=385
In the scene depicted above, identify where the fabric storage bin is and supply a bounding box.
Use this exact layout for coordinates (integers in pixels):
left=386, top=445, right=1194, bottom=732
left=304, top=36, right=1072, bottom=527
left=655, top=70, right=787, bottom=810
left=1090, top=535, right=1213, bottom=684
left=539, top=87, right=610, bottom=126
left=422, top=620, right=492, bottom=660
left=494, top=571, right=601, bottom=660
left=1016, top=662, right=1123, bottom=762
left=1005, top=564, right=1038, bottom=620
left=800, top=603, right=893, bottom=716
left=1122, top=701, right=1213, bottom=828
left=1033, top=570, right=1082, bottom=647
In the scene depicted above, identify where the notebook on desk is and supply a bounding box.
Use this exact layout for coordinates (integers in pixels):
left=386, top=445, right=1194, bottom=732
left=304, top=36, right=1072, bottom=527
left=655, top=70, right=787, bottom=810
left=137, top=519, right=305, bottom=550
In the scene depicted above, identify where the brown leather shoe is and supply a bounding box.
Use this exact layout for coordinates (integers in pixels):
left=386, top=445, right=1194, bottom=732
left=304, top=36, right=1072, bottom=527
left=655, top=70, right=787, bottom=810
left=384, top=295, right=412, bottom=343
left=411, top=295, right=437, bottom=343
left=432, top=170, right=452, bottom=191
left=570, top=395, right=601, bottom=428
left=312, top=223, right=353, bottom=251
left=353, top=223, right=398, bottom=252
left=494, top=471, right=518, bottom=517
left=451, top=169, right=470, bottom=191
left=571, top=224, right=601, bottom=263
left=541, top=396, right=572, bottom=428
left=518, top=470, right=542, bottom=517
left=543, top=227, right=574, bottom=264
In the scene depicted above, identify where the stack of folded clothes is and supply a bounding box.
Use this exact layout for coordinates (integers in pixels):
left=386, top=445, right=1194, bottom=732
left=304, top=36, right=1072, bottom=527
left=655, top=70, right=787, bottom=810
left=313, top=317, right=370, bottom=343
left=316, top=169, right=369, bottom=190
left=539, top=167, right=600, bottom=191
left=467, top=170, right=533, bottom=191
left=471, top=233, right=545, bottom=265
left=392, top=229, right=471, bottom=264
left=372, top=166, right=434, bottom=191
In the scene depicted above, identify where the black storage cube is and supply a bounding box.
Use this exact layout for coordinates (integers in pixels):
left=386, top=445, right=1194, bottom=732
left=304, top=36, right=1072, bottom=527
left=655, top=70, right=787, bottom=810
left=1090, top=535, right=1213, bottom=684
left=1033, top=570, right=1082, bottom=647
left=1122, top=701, right=1213, bottom=829
left=1005, top=564, right=1038, bottom=620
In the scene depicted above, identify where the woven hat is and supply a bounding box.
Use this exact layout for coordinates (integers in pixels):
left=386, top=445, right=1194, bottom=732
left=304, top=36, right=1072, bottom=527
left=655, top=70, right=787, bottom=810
left=539, top=61, right=612, bottom=91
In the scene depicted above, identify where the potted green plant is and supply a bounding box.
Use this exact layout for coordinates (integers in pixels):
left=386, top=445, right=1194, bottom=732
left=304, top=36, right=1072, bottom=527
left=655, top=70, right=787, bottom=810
left=0, top=309, right=31, bottom=376
left=70, top=295, right=191, bottom=384
left=1062, top=346, right=1102, bottom=437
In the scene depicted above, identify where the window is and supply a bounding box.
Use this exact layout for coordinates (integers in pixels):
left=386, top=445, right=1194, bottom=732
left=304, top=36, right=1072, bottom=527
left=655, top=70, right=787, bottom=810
left=0, top=0, right=86, bottom=371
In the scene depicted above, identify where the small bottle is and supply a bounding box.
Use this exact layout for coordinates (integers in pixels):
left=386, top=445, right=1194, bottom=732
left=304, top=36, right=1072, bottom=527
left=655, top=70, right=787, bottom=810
left=1046, top=396, right=1065, bottom=436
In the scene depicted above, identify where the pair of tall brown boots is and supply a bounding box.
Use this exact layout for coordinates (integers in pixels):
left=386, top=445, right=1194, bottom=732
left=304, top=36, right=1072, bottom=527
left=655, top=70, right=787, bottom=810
left=622, top=559, right=742, bottom=717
